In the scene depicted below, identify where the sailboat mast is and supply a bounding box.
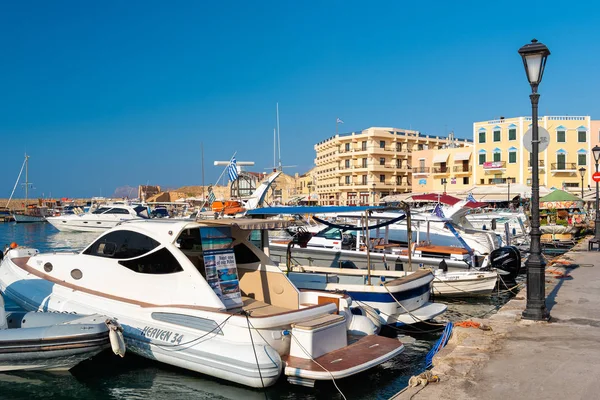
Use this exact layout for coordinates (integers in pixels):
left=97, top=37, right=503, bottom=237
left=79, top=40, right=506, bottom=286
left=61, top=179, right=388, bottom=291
left=25, top=154, right=29, bottom=208
left=201, top=142, right=205, bottom=201
left=276, top=103, right=281, bottom=171
left=273, top=128, right=276, bottom=171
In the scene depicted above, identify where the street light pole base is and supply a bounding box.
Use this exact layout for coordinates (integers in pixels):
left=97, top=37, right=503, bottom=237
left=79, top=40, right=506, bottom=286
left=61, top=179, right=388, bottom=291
left=522, top=307, right=550, bottom=321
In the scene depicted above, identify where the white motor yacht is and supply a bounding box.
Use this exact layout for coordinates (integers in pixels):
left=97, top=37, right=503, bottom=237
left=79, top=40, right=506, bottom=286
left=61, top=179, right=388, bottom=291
left=46, top=204, right=150, bottom=232
left=0, top=219, right=404, bottom=388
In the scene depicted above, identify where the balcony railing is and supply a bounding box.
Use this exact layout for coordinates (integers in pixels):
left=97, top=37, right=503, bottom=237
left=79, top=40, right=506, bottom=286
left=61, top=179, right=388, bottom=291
left=453, top=165, right=472, bottom=173
left=551, top=162, right=577, bottom=171
left=412, top=167, right=430, bottom=174
left=432, top=166, right=449, bottom=173
left=482, top=161, right=506, bottom=169
left=528, top=160, right=545, bottom=167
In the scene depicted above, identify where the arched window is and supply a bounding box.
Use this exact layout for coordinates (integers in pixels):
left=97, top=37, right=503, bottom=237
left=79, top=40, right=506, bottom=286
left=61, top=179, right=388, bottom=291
left=478, top=149, right=487, bottom=165
left=577, top=126, right=587, bottom=143
left=577, top=149, right=587, bottom=166
left=493, top=148, right=502, bottom=162
left=556, top=149, right=567, bottom=170
left=508, top=147, right=517, bottom=164
left=508, top=124, right=517, bottom=141
left=493, top=126, right=501, bottom=142
left=478, top=127, right=486, bottom=143
left=556, top=126, right=566, bottom=143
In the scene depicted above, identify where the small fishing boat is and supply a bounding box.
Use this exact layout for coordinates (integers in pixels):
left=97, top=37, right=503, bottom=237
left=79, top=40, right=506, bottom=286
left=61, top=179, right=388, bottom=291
left=288, top=266, right=446, bottom=326
left=0, top=294, right=124, bottom=372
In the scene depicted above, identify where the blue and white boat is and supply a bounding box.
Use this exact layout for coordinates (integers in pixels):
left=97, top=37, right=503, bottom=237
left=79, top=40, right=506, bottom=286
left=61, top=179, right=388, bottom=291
left=287, top=266, right=446, bottom=326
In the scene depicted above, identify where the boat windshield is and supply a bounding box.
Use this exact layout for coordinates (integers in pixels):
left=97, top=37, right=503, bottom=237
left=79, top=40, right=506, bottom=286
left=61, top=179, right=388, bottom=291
left=92, top=207, right=131, bottom=215
left=314, top=227, right=343, bottom=240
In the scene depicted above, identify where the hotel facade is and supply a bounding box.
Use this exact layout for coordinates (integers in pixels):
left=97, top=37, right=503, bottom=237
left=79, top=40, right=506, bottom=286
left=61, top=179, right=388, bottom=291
left=473, top=116, right=593, bottom=191
left=313, top=127, right=470, bottom=205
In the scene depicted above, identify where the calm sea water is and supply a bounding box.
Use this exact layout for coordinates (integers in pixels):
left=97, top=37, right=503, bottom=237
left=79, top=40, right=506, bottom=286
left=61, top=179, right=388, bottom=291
left=0, top=222, right=451, bottom=400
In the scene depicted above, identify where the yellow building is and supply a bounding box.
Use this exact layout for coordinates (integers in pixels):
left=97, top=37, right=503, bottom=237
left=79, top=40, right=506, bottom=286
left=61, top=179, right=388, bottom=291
left=291, top=168, right=317, bottom=203
left=473, top=116, right=593, bottom=192
left=411, top=145, right=474, bottom=194
left=314, top=127, right=471, bottom=205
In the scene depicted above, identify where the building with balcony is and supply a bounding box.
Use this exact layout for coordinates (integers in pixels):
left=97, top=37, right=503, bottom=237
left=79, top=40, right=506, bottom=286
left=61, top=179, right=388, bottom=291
left=411, top=145, right=474, bottom=194
left=314, top=127, right=471, bottom=205
left=473, top=116, right=593, bottom=193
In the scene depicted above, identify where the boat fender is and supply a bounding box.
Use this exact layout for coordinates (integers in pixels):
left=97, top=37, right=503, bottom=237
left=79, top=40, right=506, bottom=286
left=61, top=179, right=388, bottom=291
left=105, top=319, right=126, bottom=357
left=348, top=314, right=378, bottom=336
left=347, top=307, right=380, bottom=336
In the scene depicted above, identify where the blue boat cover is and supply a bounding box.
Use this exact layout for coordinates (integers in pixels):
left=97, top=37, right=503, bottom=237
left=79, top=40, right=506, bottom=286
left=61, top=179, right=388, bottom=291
left=246, top=205, right=387, bottom=215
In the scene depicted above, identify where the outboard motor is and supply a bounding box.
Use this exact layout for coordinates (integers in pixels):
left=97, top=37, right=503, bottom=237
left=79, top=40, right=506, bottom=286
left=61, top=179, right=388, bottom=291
left=489, top=245, right=522, bottom=282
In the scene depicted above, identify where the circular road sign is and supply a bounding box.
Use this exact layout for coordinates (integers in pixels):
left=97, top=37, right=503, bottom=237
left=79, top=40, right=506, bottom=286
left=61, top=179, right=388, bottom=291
left=523, top=127, right=550, bottom=153
left=593, top=172, right=600, bottom=183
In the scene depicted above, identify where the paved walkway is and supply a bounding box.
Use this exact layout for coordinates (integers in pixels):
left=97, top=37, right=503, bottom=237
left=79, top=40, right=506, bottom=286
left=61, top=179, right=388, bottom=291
left=394, top=238, right=600, bottom=399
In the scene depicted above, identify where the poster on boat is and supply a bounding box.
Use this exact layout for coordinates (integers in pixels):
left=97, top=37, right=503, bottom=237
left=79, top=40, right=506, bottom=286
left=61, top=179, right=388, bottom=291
left=199, top=227, right=242, bottom=309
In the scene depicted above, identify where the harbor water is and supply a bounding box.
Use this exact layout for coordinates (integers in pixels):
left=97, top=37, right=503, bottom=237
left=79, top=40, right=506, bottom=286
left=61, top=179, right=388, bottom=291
left=0, top=223, right=520, bottom=400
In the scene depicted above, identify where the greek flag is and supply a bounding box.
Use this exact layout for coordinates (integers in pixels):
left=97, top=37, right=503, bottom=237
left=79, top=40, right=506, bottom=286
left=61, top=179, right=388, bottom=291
left=432, top=203, right=445, bottom=219
left=207, top=185, right=216, bottom=205
left=227, top=157, right=239, bottom=181
left=466, top=193, right=477, bottom=203
left=336, top=117, right=344, bottom=124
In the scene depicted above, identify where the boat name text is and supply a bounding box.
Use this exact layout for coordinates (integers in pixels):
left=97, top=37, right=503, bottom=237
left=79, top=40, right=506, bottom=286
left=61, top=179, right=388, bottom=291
left=142, top=326, right=184, bottom=344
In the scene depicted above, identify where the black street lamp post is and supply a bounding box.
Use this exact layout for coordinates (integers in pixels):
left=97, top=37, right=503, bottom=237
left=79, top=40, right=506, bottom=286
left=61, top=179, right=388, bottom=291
left=519, top=39, right=550, bottom=321
left=579, top=167, right=586, bottom=200
left=441, top=178, right=447, bottom=194
left=593, top=146, right=600, bottom=243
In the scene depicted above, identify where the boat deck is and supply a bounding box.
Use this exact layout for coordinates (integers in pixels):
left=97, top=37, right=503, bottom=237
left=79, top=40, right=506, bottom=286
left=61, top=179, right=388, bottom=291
left=416, top=245, right=469, bottom=255
left=239, top=297, right=291, bottom=317
left=283, top=335, right=402, bottom=372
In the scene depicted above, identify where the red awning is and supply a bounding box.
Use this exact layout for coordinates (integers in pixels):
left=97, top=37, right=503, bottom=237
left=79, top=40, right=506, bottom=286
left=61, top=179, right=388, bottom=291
left=411, top=193, right=461, bottom=205
left=411, top=193, right=488, bottom=208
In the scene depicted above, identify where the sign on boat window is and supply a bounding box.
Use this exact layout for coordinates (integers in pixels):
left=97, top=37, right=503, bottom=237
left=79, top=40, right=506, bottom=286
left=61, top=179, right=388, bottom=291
left=199, top=227, right=242, bottom=309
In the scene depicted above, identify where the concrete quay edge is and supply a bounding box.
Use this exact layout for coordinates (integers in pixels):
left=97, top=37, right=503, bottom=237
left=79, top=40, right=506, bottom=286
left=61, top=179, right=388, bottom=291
left=392, top=236, right=599, bottom=400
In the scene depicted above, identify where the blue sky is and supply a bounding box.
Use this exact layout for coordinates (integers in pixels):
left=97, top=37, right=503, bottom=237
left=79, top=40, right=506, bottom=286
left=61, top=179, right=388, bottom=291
left=1, top=1, right=599, bottom=198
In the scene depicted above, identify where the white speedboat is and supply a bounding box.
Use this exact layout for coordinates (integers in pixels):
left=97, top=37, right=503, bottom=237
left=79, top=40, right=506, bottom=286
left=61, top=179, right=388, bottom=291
left=46, top=204, right=150, bottom=232
left=0, top=219, right=403, bottom=388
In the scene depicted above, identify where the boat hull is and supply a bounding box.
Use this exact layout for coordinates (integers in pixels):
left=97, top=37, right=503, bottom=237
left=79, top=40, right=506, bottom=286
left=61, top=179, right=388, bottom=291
left=431, top=271, right=498, bottom=297
left=0, top=312, right=110, bottom=372
left=288, top=270, right=446, bottom=326
left=46, top=216, right=137, bottom=232
left=12, top=214, right=46, bottom=223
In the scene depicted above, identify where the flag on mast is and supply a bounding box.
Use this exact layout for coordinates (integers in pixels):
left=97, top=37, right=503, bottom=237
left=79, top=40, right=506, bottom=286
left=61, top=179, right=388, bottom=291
left=207, top=185, right=216, bottom=205
left=227, top=157, right=239, bottom=181
left=336, top=117, right=344, bottom=124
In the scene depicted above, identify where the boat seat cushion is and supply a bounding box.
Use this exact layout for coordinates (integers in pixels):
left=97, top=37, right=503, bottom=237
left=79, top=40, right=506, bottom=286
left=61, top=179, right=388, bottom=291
left=292, top=313, right=345, bottom=331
